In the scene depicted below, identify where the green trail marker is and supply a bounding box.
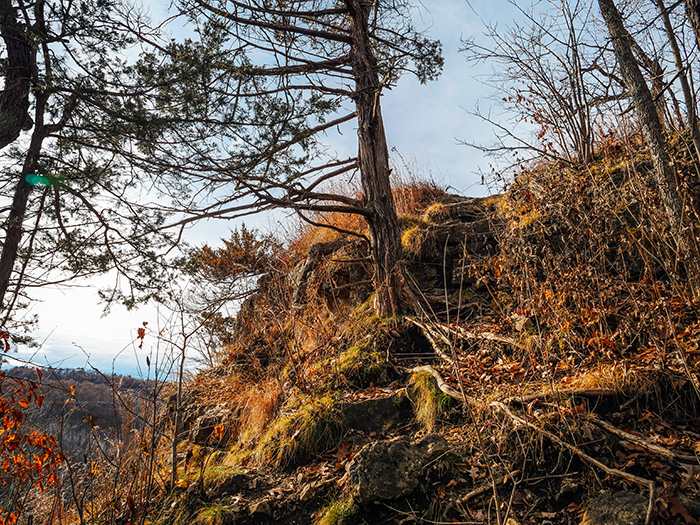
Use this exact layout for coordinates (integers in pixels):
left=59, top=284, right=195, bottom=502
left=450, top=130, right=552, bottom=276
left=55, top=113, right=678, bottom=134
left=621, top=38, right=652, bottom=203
left=25, top=173, right=51, bottom=188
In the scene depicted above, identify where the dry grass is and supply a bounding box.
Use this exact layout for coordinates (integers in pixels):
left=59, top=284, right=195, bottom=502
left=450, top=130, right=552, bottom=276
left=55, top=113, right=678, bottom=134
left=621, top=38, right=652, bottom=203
left=569, top=364, right=654, bottom=394
left=391, top=167, right=449, bottom=216
left=236, top=378, right=284, bottom=445
left=193, top=503, right=236, bottom=525
left=409, top=369, right=452, bottom=432
left=254, top=394, right=344, bottom=468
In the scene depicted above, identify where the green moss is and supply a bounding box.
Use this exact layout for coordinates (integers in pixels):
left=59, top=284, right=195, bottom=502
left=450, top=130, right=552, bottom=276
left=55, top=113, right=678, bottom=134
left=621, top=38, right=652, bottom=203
left=254, top=395, right=344, bottom=468
left=335, top=344, right=387, bottom=387
left=409, top=370, right=452, bottom=431
left=315, top=496, right=357, bottom=525
left=399, top=215, right=431, bottom=229
left=202, top=464, right=242, bottom=487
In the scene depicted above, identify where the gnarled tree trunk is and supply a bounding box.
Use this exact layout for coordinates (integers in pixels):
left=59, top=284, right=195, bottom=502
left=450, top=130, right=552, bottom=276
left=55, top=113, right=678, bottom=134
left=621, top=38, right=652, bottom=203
left=346, top=0, right=404, bottom=316
left=0, top=0, right=33, bottom=149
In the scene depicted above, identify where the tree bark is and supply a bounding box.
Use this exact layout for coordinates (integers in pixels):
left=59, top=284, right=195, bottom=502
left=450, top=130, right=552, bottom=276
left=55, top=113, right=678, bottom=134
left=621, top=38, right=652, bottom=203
left=0, top=99, right=47, bottom=314
left=656, top=0, right=700, bottom=163
left=613, top=9, right=667, bottom=126
left=686, top=0, right=700, bottom=49
left=346, top=0, right=404, bottom=316
left=0, top=0, right=33, bottom=149
left=598, top=0, right=685, bottom=239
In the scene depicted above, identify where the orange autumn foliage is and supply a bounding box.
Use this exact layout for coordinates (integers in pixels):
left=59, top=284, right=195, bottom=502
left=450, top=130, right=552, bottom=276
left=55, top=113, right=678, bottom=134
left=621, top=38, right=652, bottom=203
left=0, top=355, right=62, bottom=524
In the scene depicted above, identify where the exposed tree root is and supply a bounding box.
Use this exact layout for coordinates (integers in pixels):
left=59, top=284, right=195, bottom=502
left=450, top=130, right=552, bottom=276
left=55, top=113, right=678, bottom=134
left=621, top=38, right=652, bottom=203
left=408, top=364, right=659, bottom=525
left=503, top=388, right=619, bottom=404
left=411, top=365, right=480, bottom=408
left=588, top=416, right=699, bottom=464
left=406, top=316, right=523, bottom=352
left=493, top=401, right=656, bottom=525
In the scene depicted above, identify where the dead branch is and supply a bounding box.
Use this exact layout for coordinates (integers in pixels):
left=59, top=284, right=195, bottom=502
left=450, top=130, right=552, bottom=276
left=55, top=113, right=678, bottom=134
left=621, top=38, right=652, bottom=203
left=503, top=388, right=619, bottom=404
left=411, top=365, right=480, bottom=408
left=456, top=469, right=521, bottom=505
left=492, top=401, right=656, bottom=525
left=589, top=417, right=699, bottom=464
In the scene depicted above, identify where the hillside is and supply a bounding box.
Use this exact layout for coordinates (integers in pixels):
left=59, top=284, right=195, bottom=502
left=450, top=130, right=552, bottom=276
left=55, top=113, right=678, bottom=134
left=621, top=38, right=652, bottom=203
left=125, top=134, right=700, bottom=525
left=7, top=367, right=154, bottom=454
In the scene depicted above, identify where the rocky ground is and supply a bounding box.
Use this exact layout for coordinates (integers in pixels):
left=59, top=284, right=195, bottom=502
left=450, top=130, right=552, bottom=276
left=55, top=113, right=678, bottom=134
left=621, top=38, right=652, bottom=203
left=153, top=152, right=700, bottom=525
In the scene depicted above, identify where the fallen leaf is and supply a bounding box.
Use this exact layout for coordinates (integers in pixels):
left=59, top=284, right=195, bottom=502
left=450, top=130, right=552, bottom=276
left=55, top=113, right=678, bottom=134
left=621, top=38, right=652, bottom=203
left=332, top=441, right=352, bottom=461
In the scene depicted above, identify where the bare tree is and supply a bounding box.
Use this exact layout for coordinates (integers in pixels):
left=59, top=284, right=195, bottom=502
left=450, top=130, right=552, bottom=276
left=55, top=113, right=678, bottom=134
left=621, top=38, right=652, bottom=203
left=655, top=0, right=700, bottom=161
left=461, top=0, right=614, bottom=165
left=598, top=0, right=685, bottom=238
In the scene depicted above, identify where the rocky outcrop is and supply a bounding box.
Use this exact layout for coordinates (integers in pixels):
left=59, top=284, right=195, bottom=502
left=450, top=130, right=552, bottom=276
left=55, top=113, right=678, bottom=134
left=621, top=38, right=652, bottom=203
left=405, top=196, right=501, bottom=299
left=579, top=491, right=649, bottom=525
left=288, top=237, right=352, bottom=304
left=339, top=391, right=411, bottom=435
left=345, top=434, right=448, bottom=504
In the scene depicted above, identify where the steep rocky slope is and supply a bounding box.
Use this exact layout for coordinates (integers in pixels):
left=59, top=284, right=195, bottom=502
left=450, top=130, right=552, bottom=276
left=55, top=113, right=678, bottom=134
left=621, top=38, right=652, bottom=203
left=152, top=140, right=700, bottom=525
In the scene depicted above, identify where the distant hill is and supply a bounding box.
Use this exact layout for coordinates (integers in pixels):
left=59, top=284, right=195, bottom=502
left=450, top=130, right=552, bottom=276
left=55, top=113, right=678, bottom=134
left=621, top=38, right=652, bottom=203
left=7, top=366, right=157, bottom=455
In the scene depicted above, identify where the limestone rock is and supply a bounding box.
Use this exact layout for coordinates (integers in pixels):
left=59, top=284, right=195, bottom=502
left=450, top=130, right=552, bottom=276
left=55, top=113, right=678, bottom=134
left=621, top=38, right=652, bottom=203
left=190, top=410, right=231, bottom=445
left=339, top=391, right=410, bottom=434
left=299, top=479, right=333, bottom=502
left=210, top=473, right=250, bottom=496
left=580, top=491, right=648, bottom=525
left=345, top=434, right=448, bottom=504
left=249, top=500, right=271, bottom=516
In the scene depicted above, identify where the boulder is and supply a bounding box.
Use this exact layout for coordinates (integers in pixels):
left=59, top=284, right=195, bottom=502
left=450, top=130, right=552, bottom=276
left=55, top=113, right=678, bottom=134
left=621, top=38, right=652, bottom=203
left=345, top=434, right=448, bottom=504
left=339, top=391, right=410, bottom=434
left=580, top=491, right=649, bottom=525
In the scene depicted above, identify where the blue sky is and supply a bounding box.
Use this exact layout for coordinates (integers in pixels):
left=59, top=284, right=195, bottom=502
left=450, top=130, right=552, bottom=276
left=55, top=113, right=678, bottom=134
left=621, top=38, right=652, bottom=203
left=18, top=0, right=522, bottom=377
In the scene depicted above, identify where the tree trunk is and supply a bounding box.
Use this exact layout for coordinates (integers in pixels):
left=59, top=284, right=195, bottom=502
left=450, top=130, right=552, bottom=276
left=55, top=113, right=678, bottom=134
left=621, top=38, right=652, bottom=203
left=0, top=0, right=33, bottom=149
left=346, top=0, right=404, bottom=316
left=0, top=101, right=47, bottom=314
left=656, top=0, right=700, bottom=163
left=614, top=10, right=667, bottom=127
left=598, top=0, right=685, bottom=239
left=686, top=0, right=700, bottom=49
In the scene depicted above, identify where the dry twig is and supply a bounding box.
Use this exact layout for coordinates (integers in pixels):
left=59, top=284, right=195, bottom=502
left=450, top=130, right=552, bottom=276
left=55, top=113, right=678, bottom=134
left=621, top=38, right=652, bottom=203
left=492, top=401, right=656, bottom=525
left=589, top=416, right=699, bottom=464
